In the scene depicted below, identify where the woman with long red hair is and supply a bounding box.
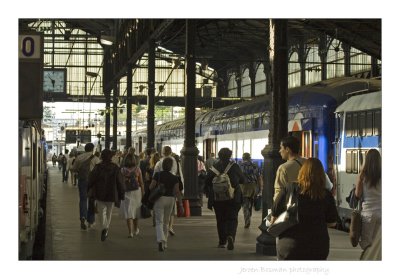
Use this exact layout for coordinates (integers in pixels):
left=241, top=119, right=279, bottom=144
left=271, top=158, right=338, bottom=260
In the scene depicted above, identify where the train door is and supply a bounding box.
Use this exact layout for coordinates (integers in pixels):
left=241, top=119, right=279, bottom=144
left=290, top=130, right=312, bottom=158
left=203, top=138, right=216, bottom=160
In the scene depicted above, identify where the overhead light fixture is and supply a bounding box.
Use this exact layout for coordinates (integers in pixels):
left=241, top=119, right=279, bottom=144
left=98, top=35, right=114, bottom=46
left=86, top=71, right=98, bottom=78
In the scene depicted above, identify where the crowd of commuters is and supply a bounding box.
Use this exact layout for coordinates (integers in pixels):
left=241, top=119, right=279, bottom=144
left=57, top=133, right=380, bottom=259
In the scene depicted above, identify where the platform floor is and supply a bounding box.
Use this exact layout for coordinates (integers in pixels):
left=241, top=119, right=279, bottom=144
left=44, top=163, right=362, bottom=261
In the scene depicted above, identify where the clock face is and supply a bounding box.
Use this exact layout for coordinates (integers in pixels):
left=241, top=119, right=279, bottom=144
left=43, top=69, right=66, bottom=93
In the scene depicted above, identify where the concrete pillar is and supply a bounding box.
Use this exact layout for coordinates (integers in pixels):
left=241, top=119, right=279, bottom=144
left=257, top=19, right=288, bottom=256
left=181, top=19, right=201, bottom=216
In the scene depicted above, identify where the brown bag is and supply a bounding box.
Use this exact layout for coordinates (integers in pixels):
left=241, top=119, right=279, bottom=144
left=349, top=200, right=362, bottom=247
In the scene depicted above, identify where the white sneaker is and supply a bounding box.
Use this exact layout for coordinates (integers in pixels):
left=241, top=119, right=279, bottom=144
left=135, top=228, right=140, bottom=235
left=128, top=233, right=133, bottom=238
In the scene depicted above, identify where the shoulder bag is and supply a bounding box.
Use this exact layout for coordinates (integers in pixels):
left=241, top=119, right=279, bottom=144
left=350, top=197, right=362, bottom=247
left=267, top=184, right=299, bottom=237
left=148, top=172, right=166, bottom=203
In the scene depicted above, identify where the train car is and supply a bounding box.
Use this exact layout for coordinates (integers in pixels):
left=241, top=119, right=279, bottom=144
left=333, top=90, right=382, bottom=230
left=19, top=120, right=48, bottom=259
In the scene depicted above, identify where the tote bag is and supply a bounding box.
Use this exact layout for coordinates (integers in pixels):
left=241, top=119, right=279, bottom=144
left=267, top=184, right=299, bottom=237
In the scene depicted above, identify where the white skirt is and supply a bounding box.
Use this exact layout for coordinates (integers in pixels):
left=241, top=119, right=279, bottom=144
left=120, top=189, right=142, bottom=219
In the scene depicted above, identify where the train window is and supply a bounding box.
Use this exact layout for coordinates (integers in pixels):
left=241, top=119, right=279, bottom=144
left=346, top=149, right=359, bottom=174
left=359, top=112, right=366, bottom=136
left=366, top=111, right=373, bottom=136
left=345, top=113, right=352, bottom=137
left=359, top=149, right=367, bottom=168
left=238, top=116, right=245, bottom=132
left=246, top=115, right=252, bottom=131
left=231, top=118, right=238, bottom=132
left=373, top=110, right=381, bottom=136
left=352, top=150, right=359, bottom=174
left=346, top=150, right=352, bottom=173
left=262, top=113, right=269, bottom=129
left=33, top=141, right=37, bottom=180
left=352, top=113, right=358, bottom=137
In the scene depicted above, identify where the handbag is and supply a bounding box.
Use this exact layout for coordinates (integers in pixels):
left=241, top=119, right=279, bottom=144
left=267, top=184, right=299, bottom=237
left=350, top=198, right=362, bottom=247
left=148, top=174, right=166, bottom=203
left=253, top=194, right=262, bottom=211
left=140, top=204, right=152, bottom=219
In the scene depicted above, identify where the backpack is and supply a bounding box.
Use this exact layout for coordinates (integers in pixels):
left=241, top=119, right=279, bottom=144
left=211, top=162, right=235, bottom=201
left=124, top=168, right=140, bottom=192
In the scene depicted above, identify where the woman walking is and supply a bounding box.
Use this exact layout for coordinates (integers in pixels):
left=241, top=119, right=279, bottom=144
left=149, top=157, right=183, bottom=251
left=120, top=156, right=144, bottom=238
left=271, top=158, right=338, bottom=260
left=355, top=149, right=381, bottom=260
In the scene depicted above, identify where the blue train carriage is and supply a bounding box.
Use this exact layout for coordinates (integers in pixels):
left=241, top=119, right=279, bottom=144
left=19, top=120, right=47, bottom=259
left=288, top=91, right=338, bottom=172
left=202, top=98, right=270, bottom=167
left=333, top=91, right=382, bottom=229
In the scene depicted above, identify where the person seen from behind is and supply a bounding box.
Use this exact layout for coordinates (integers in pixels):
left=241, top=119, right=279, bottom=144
left=205, top=147, right=246, bottom=250
left=149, top=157, right=183, bottom=251
left=355, top=149, right=381, bottom=260
left=70, top=143, right=101, bottom=230
left=88, top=149, right=125, bottom=241
left=238, top=152, right=262, bottom=228
left=120, top=156, right=144, bottom=238
left=271, top=158, right=338, bottom=260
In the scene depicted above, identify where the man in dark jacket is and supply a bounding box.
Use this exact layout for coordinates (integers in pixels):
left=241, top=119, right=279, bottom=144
left=88, top=149, right=125, bottom=241
left=205, top=148, right=245, bottom=251
left=70, top=143, right=101, bottom=230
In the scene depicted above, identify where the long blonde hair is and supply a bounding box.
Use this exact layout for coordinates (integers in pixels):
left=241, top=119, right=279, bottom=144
left=150, top=152, right=160, bottom=169
left=297, top=158, right=326, bottom=200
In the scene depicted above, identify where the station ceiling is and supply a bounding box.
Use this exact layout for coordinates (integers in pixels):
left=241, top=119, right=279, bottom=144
left=20, top=18, right=381, bottom=72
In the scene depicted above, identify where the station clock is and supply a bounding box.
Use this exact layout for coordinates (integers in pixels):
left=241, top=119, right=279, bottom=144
left=43, top=69, right=66, bottom=93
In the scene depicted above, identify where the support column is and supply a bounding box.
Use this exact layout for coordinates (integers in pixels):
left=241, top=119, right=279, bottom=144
left=103, top=49, right=112, bottom=149
left=105, top=91, right=111, bottom=149
left=343, top=43, right=351, bottom=77
left=257, top=19, right=288, bottom=256
left=181, top=19, right=201, bottom=216
left=147, top=39, right=155, bottom=149
left=112, top=83, right=119, bottom=150
left=297, top=39, right=307, bottom=86
left=249, top=63, right=256, bottom=97
left=126, top=64, right=133, bottom=148
left=371, top=57, right=380, bottom=77
left=236, top=65, right=242, bottom=98
left=319, top=35, right=328, bottom=81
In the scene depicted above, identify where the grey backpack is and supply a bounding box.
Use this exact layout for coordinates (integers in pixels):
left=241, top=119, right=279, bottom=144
left=211, top=162, right=235, bottom=201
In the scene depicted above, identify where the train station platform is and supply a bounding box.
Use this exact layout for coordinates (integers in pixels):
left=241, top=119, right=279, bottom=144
left=43, top=162, right=363, bottom=262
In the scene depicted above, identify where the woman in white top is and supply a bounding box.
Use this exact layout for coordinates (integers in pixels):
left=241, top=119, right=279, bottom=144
left=355, top=149, right=381, bottom=259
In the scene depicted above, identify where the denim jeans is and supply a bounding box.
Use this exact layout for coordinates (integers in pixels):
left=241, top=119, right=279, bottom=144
left=78, top=178, right=95, bottom=224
